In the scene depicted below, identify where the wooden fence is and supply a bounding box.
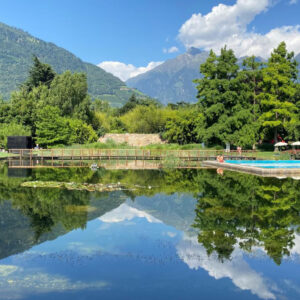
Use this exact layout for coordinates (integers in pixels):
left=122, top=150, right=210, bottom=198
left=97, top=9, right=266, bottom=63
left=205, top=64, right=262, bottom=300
left=8, top=148, right=257, bottom=161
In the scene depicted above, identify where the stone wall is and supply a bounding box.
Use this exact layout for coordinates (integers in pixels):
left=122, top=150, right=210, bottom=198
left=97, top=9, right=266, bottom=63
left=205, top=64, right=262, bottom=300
left=98, top=133, right=165, bottom=147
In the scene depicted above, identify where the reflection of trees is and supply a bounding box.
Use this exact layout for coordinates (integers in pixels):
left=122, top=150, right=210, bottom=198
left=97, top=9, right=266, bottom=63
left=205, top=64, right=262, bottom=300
left=16, top=189, right=91, bottom=240
left=2, top=161, right=300, bottom=265
left=193, top=172, right=300, bottom=264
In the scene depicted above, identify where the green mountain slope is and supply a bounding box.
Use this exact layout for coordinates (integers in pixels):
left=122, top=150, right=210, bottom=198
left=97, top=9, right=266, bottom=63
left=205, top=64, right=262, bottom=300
left=0, top=22, right=138, bottom=106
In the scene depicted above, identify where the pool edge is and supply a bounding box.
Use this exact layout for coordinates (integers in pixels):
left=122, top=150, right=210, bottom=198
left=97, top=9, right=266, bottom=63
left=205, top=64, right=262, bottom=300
left=203, top=161, right=300, bottom=177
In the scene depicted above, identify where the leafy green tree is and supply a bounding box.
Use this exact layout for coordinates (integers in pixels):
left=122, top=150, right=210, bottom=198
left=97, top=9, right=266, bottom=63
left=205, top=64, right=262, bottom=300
left=92, top=99, right=113, bottom=113
left=68, top=119, right=98, bottom=144
left=24, top=56, right=56, bottom=91
left=0, top=100, right=12, bottom=124
left=45, top=71, right=93, bottom=122
left=35, top=106, right=70, bottom=147
left=121, top=105, right=167, bottom=133
left=10, top=85, right=49, bottom=135
left=258, top=42, right=298, bottom=143
left=163, top=109, right=203, bottom=144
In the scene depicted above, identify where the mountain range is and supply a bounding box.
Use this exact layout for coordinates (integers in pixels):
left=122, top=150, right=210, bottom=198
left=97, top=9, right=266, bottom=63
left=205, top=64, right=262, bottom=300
left=1, top=21, right=299, bottom=107
left=127, top=47, right=300, bottom=105
left=0, top=22, right=141, bottom=106
left=127, top=47, right=209, bottom=105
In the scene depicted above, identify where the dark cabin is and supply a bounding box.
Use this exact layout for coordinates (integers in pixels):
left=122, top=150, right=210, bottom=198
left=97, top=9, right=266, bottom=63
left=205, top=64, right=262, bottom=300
left=7, top=136, right=33, bottom=150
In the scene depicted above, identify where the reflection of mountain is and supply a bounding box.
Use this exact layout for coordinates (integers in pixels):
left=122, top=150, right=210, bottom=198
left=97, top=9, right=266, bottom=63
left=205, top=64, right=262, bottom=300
left=129, top=193, right=197, bottom=233
left=0, top=190, right=126, bottom=260
left=99, top=203, right=161, bottom=224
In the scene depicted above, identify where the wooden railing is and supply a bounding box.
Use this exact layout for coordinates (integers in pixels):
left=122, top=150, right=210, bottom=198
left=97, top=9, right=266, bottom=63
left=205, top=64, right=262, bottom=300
left=8, top=148, right=258, bottom=161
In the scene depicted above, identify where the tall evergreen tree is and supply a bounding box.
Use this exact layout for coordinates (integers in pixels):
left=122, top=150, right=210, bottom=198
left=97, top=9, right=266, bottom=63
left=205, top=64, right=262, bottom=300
left=240, top=56, right=263, bottom=121
left=258, top=42, right=298, bottom=143
left=24, top=56, right=56, bottom=91
left=195, top=47, right=256, bottom=147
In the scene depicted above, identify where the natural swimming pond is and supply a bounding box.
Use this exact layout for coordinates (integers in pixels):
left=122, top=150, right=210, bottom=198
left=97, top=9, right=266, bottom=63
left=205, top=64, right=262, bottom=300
left=226, top=160, right=300, bottom=169
left=1, top=163, right=300, bottom=300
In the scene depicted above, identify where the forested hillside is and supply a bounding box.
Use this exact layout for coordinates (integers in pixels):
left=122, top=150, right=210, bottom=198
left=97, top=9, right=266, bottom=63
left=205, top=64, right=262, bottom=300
left=0, top=22, right=140, bottom=106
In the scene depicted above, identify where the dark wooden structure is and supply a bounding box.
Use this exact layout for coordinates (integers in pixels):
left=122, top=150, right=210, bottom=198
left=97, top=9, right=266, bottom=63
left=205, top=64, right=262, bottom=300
left=7, top=136, right=32, bottom=150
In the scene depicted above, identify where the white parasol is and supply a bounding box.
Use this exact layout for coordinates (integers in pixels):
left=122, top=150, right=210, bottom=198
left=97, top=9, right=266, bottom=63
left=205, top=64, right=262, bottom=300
left=274, top=142, right=288, bottom=147
left=291, top=141, right=300, bottom=146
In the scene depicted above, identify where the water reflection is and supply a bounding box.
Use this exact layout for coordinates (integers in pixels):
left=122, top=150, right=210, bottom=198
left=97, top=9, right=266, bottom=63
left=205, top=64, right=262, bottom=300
left=177, top=235, right=277, bottom=300
left=1, top=162, right=300, bottom=299
left=193, top=171, right=300, bottom=264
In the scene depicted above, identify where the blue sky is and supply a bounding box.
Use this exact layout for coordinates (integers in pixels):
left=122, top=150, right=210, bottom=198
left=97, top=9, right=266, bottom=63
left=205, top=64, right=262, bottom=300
left=0, top=0, right=299, bottom=80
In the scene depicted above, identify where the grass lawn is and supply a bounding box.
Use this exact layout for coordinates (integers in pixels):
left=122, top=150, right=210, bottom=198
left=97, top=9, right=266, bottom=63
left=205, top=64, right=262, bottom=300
left=255, top=151, right=291, bottom=160
left=0, top=152, right=18, bottom=158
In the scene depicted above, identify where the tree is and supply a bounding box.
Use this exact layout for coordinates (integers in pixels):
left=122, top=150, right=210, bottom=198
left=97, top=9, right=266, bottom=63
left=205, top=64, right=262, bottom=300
left=24, top=56, right=56, bottom=91
left=163, top=109, right=203, bottom=144
left=0, top=100, right=12, bottom=124
left=35, top=106, right=70, bottom=147
left=194, top=47, right=254, bottom=147
left=45, top=71, right=93, bottom=122
left=10, top=85, right=49, bottom=135
left=240, top=56, right=264, bottom=122
left=258, top=42, right=298, bottom=143
left=118, top=94, right=161, bottom=115
left=68, top=119, right=98, bottom=144
left=118, top=93, right=139, bottom=115
left=121, top=105, right=167, bottom=133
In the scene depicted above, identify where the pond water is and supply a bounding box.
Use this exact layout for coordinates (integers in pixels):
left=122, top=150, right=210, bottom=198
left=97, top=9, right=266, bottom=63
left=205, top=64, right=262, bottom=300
left=1, top=163, right=300, bottom=300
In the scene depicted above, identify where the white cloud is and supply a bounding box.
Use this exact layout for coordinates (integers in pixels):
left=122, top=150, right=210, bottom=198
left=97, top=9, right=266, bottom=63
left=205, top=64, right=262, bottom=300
left=289, top=0, right=298, bottom=4
left=99, top=203, right=161, bottom=224
left=176, top=235, right=277, bottom=300
left=163, top=46, right=179, bottom=54
left=98, top=61, right=163, bottom=81
left=178, top=0, right=300, bottom=58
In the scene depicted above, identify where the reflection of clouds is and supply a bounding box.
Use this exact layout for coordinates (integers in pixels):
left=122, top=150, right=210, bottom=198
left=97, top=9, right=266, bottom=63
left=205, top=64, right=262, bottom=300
left=165, top=232, right=177, bottom=238
left=99, top=203, right=161, bottom=223
left=67, top=242, right=102, bottom=256
left=0, top=264, right=108, bottom=299
left=0, top=265, right=18, bottom=277
left=290, top=233, right=300, bottom=256
left=176, top=236, right=276, bottom=300
left=284, top=279, right=300, bottom=294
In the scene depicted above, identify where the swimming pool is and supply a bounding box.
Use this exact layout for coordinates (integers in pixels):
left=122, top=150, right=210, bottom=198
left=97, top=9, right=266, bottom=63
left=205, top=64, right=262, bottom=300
left=226, top=160, right=300, bottom=169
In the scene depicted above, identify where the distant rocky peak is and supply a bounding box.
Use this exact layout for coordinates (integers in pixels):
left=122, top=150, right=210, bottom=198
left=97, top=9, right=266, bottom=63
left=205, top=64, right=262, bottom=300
left=186, top=47, right=203, bottom=56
